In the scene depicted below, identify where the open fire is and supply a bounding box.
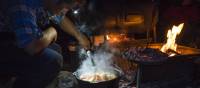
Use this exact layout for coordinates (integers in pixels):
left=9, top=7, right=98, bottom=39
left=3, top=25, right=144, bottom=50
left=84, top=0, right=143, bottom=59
left=106, top=34, right=127, bottom=43
left=160, top=23, right=184, bottom=56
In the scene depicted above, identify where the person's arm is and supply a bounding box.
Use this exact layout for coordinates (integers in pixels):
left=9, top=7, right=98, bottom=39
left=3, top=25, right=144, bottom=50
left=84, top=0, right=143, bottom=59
left=8, top=3, right=57, bottom=55
left=59, top=16, right=90, bottom=49
left=25, top=27, right=57, bottom=55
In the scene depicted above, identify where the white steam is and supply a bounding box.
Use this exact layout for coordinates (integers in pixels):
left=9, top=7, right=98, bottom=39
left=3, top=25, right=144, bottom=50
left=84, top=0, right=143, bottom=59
left=76, top=49, right=117, bottom=77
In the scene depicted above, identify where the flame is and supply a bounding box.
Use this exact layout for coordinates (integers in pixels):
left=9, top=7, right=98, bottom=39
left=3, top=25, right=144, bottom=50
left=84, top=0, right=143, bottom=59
left=160, top=23, right=184, bottom=55
left=106, top=34, right=120, bottom=43
left=106, top=35, right=110, bottom=40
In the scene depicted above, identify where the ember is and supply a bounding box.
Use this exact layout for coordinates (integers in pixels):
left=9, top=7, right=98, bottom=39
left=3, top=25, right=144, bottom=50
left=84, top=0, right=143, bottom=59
left=122, top=47, right=168, bottom=63
left=160, top=23, right=184, bottom=56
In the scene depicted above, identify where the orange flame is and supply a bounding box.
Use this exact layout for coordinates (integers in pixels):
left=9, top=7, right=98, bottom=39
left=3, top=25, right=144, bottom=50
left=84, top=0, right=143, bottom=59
left=106, top=34, right=120, bottom=43
left=106, top=35, right=110, bottom=40
left=160, top=23, right=184, bottom=55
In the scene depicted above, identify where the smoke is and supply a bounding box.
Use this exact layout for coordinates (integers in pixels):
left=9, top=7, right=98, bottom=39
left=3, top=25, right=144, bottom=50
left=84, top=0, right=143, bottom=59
left=76, top=44, right=118, bottom=77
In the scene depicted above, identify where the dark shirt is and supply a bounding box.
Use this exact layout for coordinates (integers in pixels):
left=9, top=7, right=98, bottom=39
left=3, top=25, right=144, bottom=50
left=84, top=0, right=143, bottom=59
left=0, top=0, right=64, bottom=48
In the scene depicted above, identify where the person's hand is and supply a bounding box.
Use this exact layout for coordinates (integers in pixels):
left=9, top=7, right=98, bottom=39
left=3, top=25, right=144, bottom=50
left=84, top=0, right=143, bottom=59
left=77, top=34, right=91, bottom=50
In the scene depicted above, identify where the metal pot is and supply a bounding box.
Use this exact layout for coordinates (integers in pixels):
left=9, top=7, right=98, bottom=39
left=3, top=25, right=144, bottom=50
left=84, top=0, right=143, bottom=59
left=73, top=68, right=123, bottom=88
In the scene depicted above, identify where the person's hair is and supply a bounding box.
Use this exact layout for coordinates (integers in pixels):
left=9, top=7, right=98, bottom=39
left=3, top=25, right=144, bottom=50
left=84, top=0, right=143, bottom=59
left=61, top=0, right=83, bottom=5
left=57, top=0, right=77, bottom=5
left=57, top=0, right=86, bottom=9
left=63, top=0, right=75, bottom=4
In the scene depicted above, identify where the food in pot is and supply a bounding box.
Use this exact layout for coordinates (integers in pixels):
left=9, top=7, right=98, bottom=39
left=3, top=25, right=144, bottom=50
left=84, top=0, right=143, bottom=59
left=79, top=72, right=117, bottom=83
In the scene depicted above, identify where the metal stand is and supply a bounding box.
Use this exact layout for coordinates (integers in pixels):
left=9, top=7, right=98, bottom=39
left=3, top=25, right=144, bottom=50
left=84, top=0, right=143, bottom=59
left=136, top=65, right=141, bottom=88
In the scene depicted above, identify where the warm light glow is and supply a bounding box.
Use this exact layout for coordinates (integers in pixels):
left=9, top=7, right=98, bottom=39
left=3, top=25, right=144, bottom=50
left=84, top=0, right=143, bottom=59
left=125, top=15, right=144, bottom=24
left=160, top=23, right=184, bottom=56
left=106, top=35, right=110, bottom=40
left=94, top=34, right=128, bottom=45
left=113, top=38, right=118, bottom=41
left=105, top=34, right=123, bottom=43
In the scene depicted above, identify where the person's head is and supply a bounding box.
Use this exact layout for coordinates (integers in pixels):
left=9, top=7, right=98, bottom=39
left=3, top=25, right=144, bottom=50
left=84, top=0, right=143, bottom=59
left=43, top=0, right=83, bottom=15
left=182, top=0, right=193, bottom=6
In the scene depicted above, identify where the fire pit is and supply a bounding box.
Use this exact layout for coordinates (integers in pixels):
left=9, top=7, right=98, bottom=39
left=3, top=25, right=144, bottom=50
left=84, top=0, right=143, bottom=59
left=121, top=43, right=200, bottom=88
left=116, top=23, right=200, bottom=88
left=147, top=43, right=200, bottom=56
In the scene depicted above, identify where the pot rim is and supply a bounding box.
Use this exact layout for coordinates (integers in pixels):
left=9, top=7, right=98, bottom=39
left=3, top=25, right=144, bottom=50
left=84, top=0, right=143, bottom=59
left=73, top=65, right=124, bottom=83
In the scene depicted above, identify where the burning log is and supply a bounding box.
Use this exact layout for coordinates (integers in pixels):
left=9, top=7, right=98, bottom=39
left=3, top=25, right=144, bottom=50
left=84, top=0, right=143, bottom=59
left=160, top=23, right=184, bottom=56
left=166, top=49, right=181, bottom=56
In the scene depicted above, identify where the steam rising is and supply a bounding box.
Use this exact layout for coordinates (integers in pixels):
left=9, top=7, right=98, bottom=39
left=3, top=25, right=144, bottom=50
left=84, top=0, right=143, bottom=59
left=77, top=49, right=117, bottom=76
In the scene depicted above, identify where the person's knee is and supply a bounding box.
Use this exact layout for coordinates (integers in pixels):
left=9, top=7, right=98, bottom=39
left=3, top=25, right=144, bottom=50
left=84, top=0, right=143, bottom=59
left=48, top=43, right=62, bottom=54
left=49, top=51, right=63, bottom=68
left=39, top=48, right=63, bottom=69
left=50, top=52, right=63, bottom=68
left=13, top=49, right=64, bottom=87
